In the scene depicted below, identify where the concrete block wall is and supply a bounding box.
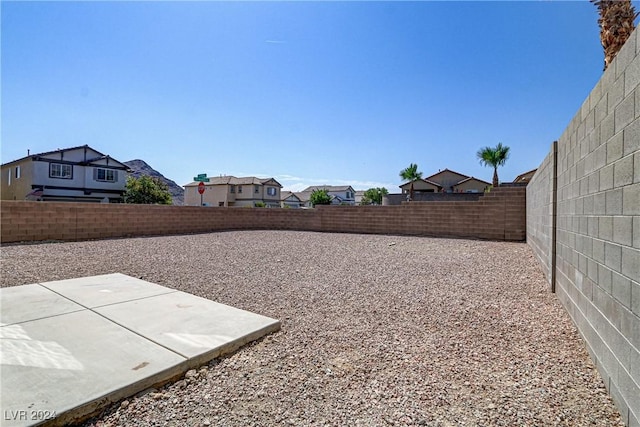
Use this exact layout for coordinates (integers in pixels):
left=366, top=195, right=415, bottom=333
left=526, top=145, right=556, bottom=285
left=319, top=187, right=525, bottom=240
left=1, top=187, right=525, bottom=244
left=0, top=202, right=321, bottom=243
left=383, top=192, right=484, bottom=205
left=527, top=29, right=640, bottom=426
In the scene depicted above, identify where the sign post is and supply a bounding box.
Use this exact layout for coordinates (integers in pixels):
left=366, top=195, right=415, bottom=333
left=198, top=182, right=205, bottom=206
left=193, top=174, right=210, bottom=206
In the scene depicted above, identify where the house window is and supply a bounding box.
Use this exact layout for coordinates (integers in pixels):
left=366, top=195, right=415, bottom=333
left=50, top=163, right=72, bottom=179
left=230, top=185, right=236, bottom=193
left=95, top=168, right=117, bottom=182
left=15, top=166, right=21, bottom=179
left=254, top=185, right=260, bottom=194
left=267, top=187, right=276, bottom=196
left=7, top=169, right=11, bottom=185
left=238, top=185, right=243, bottom=193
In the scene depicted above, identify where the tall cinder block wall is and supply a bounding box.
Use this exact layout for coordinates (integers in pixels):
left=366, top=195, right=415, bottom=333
left=527, top=145, right=556, bottom=284
left=528, top=29, right=640, bottom=426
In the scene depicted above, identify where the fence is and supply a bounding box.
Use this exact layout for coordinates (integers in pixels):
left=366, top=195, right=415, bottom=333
left=383, top=192, right=485, bottom=205
left=1, top=187, right=525, bottom=243
left=527, top=29, right=640, bottom=426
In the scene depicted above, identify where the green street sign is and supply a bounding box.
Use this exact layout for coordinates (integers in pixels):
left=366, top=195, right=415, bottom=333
left=196, top=173, right=207, bottom=179
left=193, top=177, right=210, bottom=182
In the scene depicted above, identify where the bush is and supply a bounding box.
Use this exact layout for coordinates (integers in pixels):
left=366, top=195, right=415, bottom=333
left=124, top=175, right=172, bottom=205
left=360, top=187, right=388, bottom=205
left=310, top=189, right=332, bottom=207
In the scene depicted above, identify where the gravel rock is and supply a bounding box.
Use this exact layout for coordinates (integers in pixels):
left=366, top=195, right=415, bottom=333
left=1, top=231, right=623, bottom=426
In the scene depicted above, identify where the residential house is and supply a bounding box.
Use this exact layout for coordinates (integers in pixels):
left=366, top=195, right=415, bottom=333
left=400, top=168, right=491, bottom=195
left=184, top=176, right=282, bottom=207
left=301, top=185, right=357, bottom=205
left=293, top=191, right=313, bottom=208
left=425, top=169, right=471, bottom=192
left=280, top=191, right=303, bottom=208
left=399, top=178, right=442, bottom=194
left=452, top=177, right=492, bottom=193
left=513, top=168, right=537, bottom=184
left=355, top=190, right=366, bottom=205
left=1, top=145, right=129, bottom=202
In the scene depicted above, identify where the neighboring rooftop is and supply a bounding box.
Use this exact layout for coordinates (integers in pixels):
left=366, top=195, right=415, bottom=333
left=303, top=185, right=354, bottom=192
left=513, top=168, right=538, bottom=183
left=184, top=176, right=282, bottom=187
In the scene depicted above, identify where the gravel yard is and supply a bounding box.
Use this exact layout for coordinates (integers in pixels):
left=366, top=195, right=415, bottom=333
left=1, top=230, right=623, bottom=426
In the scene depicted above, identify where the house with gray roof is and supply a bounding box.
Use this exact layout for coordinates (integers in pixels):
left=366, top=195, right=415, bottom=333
left=301, top=185, right=356, bottom=206
left=1, top=145, right=130, bottom=203
left=280, top=191, right=303, bottom=208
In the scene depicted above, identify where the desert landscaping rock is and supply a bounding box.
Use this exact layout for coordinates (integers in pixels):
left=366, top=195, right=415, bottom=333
left=1, top=230, right=623, bottom=426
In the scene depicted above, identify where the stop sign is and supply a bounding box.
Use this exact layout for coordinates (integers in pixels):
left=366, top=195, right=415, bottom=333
left=198, top=181, right=205, bottom=194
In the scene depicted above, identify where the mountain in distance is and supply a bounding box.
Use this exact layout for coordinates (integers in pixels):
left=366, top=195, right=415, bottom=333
left=123, top=159, right=185, bottom=205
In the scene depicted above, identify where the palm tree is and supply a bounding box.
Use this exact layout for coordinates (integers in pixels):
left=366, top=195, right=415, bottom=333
left=591, top=0, right=638, bottom=70
left=477, top=143, right=510, bottom=188
left=399, top=163, right=423, bottom=201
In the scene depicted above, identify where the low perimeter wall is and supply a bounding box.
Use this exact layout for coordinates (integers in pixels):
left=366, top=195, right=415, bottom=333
left=383, top=192, right=484, bottom=205
left=527, top=28, right=640, bottom=426
left=1, top=187, right=525, bottom=243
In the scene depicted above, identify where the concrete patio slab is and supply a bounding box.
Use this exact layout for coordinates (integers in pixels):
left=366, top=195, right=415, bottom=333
left=40, top=273, right=175, bottom=308
left=1, top=310, right=185, bottom=427
left=96, top=291, right=282, bottom=362
left=0, top=284, right=83, bottom=326
left=0, top=274, right=280, bottom=427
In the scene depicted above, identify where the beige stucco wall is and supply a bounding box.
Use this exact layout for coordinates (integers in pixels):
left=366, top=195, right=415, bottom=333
left=263, top=185, right=280, bottom=202
left=401, top=180, right=439, bottom=193
left=454, top=179, right=489, bottom=193
left=1, top=159, right=33, bottom=200
left=233, top=200, right=255, bottom=207
left=185, top=184, right=230, bottom=206
left=428, top=170, right=467, bottom=190
left=254, top=184, right=264, bottom=199
left=234, top=184, right=254, bottom=200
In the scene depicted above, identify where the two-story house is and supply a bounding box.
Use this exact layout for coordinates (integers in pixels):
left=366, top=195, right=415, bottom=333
left=184, top=176, right=282, bottom=207
left=300, top=185, right=357, bottom=206
left=1, top=145, right=130, bottom=202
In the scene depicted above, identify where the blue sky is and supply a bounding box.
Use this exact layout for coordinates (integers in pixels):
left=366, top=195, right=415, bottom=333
left=2, top=1, right=609, bottom=192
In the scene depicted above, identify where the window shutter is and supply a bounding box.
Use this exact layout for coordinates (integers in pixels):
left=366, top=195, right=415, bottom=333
left=93, top=168, right=98, bottom=180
